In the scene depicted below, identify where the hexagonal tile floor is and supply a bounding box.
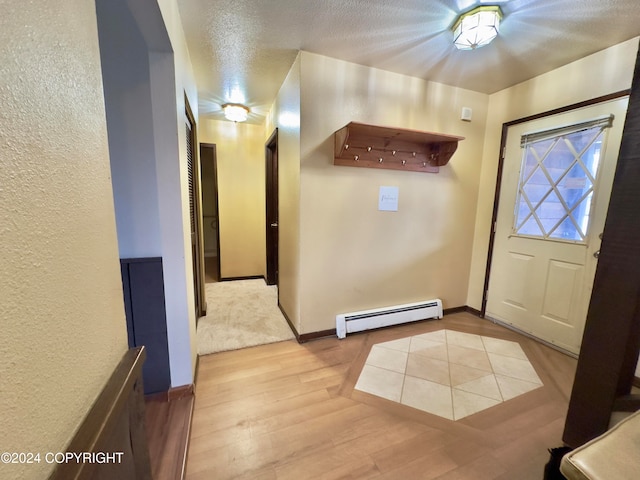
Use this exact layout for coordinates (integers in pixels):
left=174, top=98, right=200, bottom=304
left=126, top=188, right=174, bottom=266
left=354, top=329, right=543, bottom=421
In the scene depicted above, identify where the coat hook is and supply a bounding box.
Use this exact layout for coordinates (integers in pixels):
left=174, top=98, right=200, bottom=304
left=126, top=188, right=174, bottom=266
left=367, top=146, right=372, bottom=152
left=412, top=152, right=416, bottom=157
left=354, top=155, right=359, bottom=161
left=392, top=150, right=396, bottom=156
left=345, top=144, right=349, bottom=150
left=378, top=157, right=383, bottom=163
left=402, top=160, right=406, bottom=166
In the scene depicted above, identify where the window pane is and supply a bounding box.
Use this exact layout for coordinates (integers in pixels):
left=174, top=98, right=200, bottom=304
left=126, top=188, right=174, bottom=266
left=567, top=128, right=601, bottom=156
left=514, top=124, right=606, bottom=242
left=549, top=217, right=583, bottom=241
left=537, top=190, right=563, bottom=234
left=561, top=164, right=593, bottom=209
left=583, top=140, right=602, bottom=178
left=522, top=153, right=538, bottom=180
left=523, top=180, right=548, bottom=205
left=518, top=217, right=543, bottom=236
left=542, top=140, right=574, bottom=183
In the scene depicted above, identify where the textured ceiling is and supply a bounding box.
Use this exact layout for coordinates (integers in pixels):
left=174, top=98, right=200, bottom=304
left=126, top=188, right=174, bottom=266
left=176, top=0, right=640, bottom=124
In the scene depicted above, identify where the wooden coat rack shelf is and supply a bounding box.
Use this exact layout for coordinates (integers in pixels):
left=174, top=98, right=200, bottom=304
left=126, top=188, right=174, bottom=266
left=334, top=122, right=464, bottom=173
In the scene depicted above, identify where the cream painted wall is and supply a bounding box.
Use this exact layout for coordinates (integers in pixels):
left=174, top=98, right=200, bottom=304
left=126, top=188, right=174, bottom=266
left=0, top=1, right=128, bottom=479
left=466, top=37, right=640, bottom=311
left=97, top=0, right=199, bottom=388
left=200, top=119, right=267, bottom=278
left=266, top=54, right=302, bottom=330
left=297, top=52, right=489, bottom=334
left=150, top=0, right=200, bottom=387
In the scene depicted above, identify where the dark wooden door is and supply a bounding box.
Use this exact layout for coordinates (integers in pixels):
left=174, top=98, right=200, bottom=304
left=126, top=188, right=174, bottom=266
left=563, top=52, right=640, bottom=447
left=265, top=129, right=279, bottom=286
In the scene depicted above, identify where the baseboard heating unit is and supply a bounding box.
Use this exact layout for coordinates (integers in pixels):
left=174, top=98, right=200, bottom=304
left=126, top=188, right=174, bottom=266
left=336, top=299, right=443, bottom=339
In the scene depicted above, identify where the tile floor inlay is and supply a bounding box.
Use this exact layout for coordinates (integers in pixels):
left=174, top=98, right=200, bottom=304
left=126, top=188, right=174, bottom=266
left=354, top=329, right=543, bottom=420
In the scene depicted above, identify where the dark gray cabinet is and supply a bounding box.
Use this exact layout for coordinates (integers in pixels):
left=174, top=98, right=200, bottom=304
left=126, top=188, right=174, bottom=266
left=121, top=257, right=170, bottom=394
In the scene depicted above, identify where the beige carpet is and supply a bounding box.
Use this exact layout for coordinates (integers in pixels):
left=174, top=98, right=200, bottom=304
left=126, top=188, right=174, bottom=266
left=197, top=279, right=295, bottom=355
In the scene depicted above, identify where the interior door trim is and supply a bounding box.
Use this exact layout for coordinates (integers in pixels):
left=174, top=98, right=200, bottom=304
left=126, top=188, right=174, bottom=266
left=184, top=93, right=206, bottom=318
left=481, top=89, right=630, bottom=317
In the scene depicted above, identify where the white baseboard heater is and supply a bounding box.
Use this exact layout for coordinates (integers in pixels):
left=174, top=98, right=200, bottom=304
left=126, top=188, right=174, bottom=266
left=336, top=299, right=443, bottom=339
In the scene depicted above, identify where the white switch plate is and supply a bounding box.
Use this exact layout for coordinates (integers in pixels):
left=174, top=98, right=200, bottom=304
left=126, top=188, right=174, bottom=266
left=461, top=107, right=472, bottom=122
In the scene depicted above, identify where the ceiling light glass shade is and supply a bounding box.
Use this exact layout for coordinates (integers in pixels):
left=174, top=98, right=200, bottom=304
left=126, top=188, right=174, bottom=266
left=222, top=103, right=249, bottom=122
left=452, top=6, right=502, bottom=50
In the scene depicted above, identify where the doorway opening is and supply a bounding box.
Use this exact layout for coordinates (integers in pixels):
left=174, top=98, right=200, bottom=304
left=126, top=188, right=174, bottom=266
left=200, top=143, right=221, bottom=283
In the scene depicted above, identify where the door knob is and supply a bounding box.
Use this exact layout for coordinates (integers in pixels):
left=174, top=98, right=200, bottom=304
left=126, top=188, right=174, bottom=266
left=593, top=250, right=600, bottom=259
left=270, top=222, right=278, bottom=227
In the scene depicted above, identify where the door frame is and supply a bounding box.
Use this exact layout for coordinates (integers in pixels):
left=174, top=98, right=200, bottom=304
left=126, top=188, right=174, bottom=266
left=481, top=90, right=630, bottom=317
left=199, top=143, right=221, bottom=281
left=265, top=128, right=279, bottom=287
left=185, top=95, right=206, bottom=318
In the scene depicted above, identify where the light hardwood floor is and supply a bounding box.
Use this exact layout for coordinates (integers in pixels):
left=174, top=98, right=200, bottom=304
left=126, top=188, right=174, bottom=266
left=146, top=394, right=194, bottom=480
left=185, top=313, right=577, bottom=480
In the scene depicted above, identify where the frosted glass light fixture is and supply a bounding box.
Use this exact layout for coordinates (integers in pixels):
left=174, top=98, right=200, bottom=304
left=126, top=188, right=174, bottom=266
left=222, top=103, right=250, bottom=122
left=452, top=5, right=502, bottom=50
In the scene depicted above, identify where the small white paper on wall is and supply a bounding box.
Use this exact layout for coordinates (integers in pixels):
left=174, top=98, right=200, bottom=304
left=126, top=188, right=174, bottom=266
left=378, top=186, right=399, bottom=211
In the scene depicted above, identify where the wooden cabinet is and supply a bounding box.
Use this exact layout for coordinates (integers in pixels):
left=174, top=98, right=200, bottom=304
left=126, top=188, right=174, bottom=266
left=334, top=122, right=464, bottom=173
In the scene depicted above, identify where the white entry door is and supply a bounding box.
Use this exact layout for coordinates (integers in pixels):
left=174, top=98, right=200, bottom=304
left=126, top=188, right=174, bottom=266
left=486, top=98, right=628, bottom=354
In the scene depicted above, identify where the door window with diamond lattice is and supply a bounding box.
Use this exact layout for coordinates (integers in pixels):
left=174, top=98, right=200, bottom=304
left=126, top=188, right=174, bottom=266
left=513, top=115, right=613, bottom=242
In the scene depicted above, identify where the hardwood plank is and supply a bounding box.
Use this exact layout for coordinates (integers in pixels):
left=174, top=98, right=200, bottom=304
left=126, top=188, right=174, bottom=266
left=377, top=447, right=458, bottom=480
left=187, top=431, right=274, bottom=479
left=332, top=415, right=432, bottom=454
left=433, top=454, right=506, bottom=480
left=186, top=313, right=577, bottom=480
left=274, top=442, right=377, bottom=480
left=189, top=389, right=333, bottom=443
left=370, top=430, right=456, bottom=472
left=145, top=393, right=194, bottom=480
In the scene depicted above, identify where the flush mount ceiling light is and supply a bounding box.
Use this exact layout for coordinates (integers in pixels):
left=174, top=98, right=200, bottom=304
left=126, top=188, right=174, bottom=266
left=222, top=103, right=250, bottom=122
left=452, top=5, right=503, bottom=50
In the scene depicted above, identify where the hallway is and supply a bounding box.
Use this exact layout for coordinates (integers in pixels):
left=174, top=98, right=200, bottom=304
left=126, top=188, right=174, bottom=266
left=197, top=279, right=295, bottom=355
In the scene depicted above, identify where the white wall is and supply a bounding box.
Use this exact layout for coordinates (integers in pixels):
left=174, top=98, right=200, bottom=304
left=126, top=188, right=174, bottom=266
left=0, top=1, right=129, bottom=478
left=297, top=52, right=489, bottom=334
left=97, top=0, right=162, bottom=258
